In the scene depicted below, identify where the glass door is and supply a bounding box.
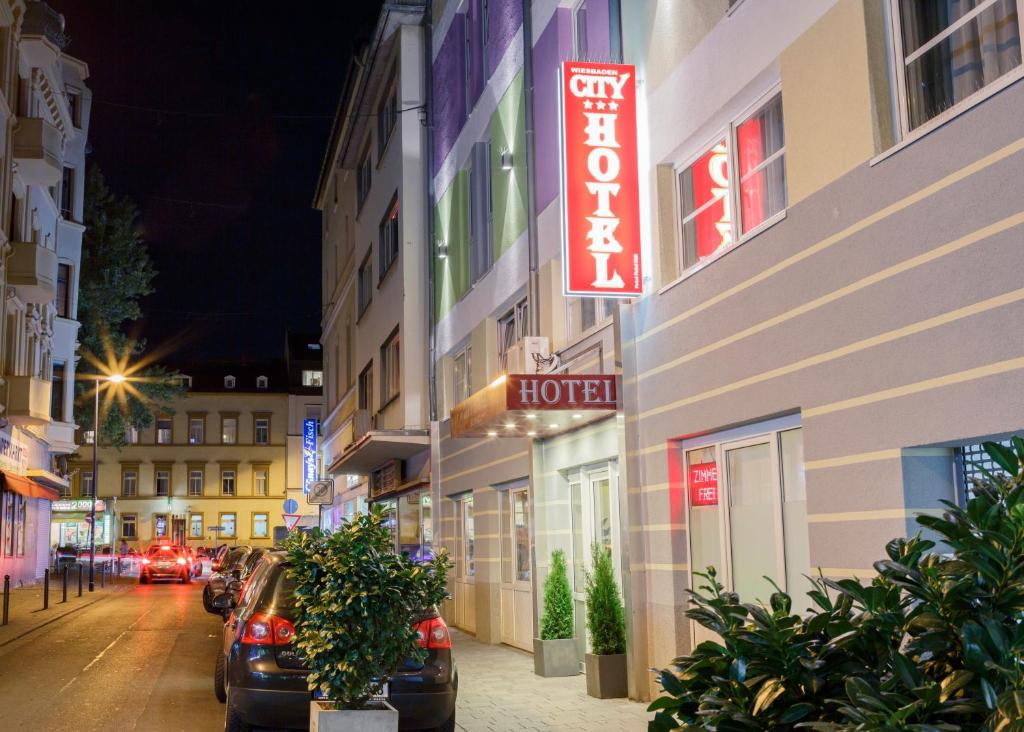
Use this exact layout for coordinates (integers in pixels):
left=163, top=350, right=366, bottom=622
left=499, top=485, right=533, bottom=650
left=453, top=495, right=476, bottom=632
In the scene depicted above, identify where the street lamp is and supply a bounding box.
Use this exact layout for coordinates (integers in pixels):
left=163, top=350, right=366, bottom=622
left=87, top=373, right=125, bottom=592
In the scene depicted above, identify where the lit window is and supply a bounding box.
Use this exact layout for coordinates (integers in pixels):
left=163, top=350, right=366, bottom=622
left=497, top=299, right=528, bottom=371
left=126, top=426, right=139, bottom=444
left=254, top=417, right=270, bottom=445
left=122, top=470, right=138, bottom=497
left=188, top=417, right=204, bottom=445
left=224, top=375, right=236, bottom=389
left=302, top=370, right=324, bottom=387
left=256, top=375, right=268, bottom=390
left=80, top=471, right=93, bottom=497
left=452, top=346, right=471, bottom=407
left=252, top=512, right=269, bottom=539
left=121, top=514, right=137, bottom=539
left=188, top=469, right=203, bottom=497
left=221, top=470, right=236, bottom=496
left=221, top=417, right=237, bottom=445
left=220, top=513, right=237, bottom=538
left=358, top=363, right=373, bottom=411
left=154, top=513, right=168, bottom=538
left=156, top=417, right=172, bottom=445
left=83, top=430, right=95, bottom=445
left=155, top=469, right=170, bottom=497
left=378, top=195, right=399, bottom=279
left=254, top=468, right=268, bottom=496
left=189, top=513, right=203, bottom=539
left=380, top=329, right=400, bottom=405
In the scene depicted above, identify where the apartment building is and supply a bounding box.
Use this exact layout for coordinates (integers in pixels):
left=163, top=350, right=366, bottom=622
left=284, top=332, right=324, bottom=530
left=0, top=0, right=91, bottom=585
left=315, top=2, right=433, bottom=553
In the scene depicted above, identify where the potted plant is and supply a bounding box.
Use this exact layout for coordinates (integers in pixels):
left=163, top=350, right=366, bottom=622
left=533, top=549, right=579, bottom=677
left=284, top=506, right=449, bottom=732
left=584, top=543, right=627, bottom=698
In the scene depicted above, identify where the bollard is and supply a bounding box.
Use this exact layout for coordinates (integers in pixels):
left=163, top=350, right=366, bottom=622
left=2, top=574, right=9, bottom=625
left=62, top=566, right=68, bottom=603
left=100, top=562, right=106, bottom=589
left=77, top=564, right=83, bottom=597
left=43, top=568, right=49, bottom=610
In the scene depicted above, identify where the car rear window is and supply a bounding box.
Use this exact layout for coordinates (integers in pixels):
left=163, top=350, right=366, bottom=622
left=147, top=546, right=181, bottom=556
left=272, top=566, right=296, bottom=606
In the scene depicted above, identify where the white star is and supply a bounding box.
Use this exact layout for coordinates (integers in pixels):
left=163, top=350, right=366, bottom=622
left=596, top=100, right=606, bottom=110
left=583, top=99, right=594, bottom=109
left=609, top=101, right=619, bottom=111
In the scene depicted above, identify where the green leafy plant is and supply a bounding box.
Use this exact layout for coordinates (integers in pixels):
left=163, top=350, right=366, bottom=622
left=649, top=439, right=1024, bottom=732
left=585, top=543, right=626, bottom=655
left=284, top=506, right=450, bottom=709
left=540, top=549, right=574, bottom=640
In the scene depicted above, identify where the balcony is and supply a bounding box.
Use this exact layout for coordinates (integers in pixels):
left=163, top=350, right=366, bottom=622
left=7, top=241, right=57, bottom=304
left=7, top=375, right=52, bottom=426
left=13, top=117, right=62, bottom=186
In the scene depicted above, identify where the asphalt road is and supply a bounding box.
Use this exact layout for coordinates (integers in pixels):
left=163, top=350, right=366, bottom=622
left=0, top=579, right=229, bottom=732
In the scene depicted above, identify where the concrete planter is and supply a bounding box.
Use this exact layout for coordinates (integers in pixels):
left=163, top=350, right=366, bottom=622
left=533, top=638, right=579, bottom=677
left=309, top=700, right=398, bottom=732
left=585, top=653, right=628, bottom=698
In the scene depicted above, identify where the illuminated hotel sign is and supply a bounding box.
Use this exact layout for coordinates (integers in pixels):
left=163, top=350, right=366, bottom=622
left=507, top=374, right=616, bottom=411
left=302, top=419, right=318, bottom=494
left=560, top=61, right=643, bottom=297
left=688, top=462, right=719, bottom=506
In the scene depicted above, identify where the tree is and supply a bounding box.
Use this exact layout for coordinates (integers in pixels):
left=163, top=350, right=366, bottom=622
left=73, top=167, right=183, bottom=446
left=540, top=549, right=574, bottom=640
left=585, top=544, right=626, bottom=655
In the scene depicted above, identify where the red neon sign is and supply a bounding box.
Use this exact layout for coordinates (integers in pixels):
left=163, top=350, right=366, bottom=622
left=560, top=61, right=642, bottom=297
left=688, top=462, right=719, bottom=506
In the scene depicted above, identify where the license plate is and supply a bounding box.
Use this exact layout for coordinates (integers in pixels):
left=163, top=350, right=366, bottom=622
left=313, top=683, right=388, bottom=701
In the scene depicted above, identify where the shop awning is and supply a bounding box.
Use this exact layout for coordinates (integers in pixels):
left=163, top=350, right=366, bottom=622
left=27, top=468, right=70, bottom=492
left=1, top=471, right=59, bottom=501
left=451, top=373, right=618, bottom=437
left=326, top=430, right=430, bottom=475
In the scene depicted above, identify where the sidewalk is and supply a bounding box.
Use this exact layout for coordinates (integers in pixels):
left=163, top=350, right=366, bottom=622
left=450, top=629, right=650, bottom=732
left=0, top=566, right=135, bottom=647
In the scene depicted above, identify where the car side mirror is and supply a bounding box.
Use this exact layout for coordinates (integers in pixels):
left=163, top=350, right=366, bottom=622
left=212, top=593, right=235, bottom=611
left=231, top=569, right=242, bottom=579
left=227, top=579, right=242, bottom=594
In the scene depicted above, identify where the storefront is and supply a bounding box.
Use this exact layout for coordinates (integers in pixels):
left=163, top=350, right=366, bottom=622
left=50, top=498, right=112, bottom=549
left=369, top=459, right=433, bottom=561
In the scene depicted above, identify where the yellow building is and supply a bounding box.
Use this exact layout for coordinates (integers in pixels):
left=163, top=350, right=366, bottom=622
left=66, top=365, right=299, bottom=550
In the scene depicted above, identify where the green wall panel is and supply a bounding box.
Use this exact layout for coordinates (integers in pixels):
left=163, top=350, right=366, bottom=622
left=489, top=70, right=528, bottom=259
left=434, top=170, right=470, bottom=322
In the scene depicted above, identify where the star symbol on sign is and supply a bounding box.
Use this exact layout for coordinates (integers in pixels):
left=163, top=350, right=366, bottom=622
left=609, top=101, right=619, bottom=111
left=596, top=100, right=606, bottom=110
left=583, top=99, right=594, bottom=109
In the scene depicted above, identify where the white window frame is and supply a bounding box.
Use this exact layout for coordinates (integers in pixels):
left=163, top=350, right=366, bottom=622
left=379, top=194, right=400, bottom=279
left=302, top=370, right=323, bottom=387
left=451, top=344, right=471, bottom=410
left=254, top=417, right=270, bottom=445
left=155, top=417, right=173, bottom=445
left=224, top=375, right=236, bottom=389
left=188, top=469, right=203, bottom=497
left=356, top=144, right=372, bottom=212
left=122, top=470, right=137, bottom=497
left=497, top=298, right=528, bottom=371
left=189, top=513, right=203, bottom=538
left=221, top=470, right=236, bottom=496
left=188, top=417, right=204, bottom=445
left=155, top=469, right=170, bottom=497
left=121, top=513, right=137, bottom=539
left=669, top=85, right=787, bottom=286
left=886, top=0, right=1024, bottom=144
left=256, top=375, right=268, bottom=390
left=222, top=417, right=238, bottom=445
left=80, top=471, right=93, bottom=497
left=357, top=252, right=373, bottom=317
left=252, top=512, right=269, bottom=539
left=572, top=0, right=588, bottom=59
left=380, top=328, right=400, bottom=406
left=566, top=296, right=616, bottom=341
left=254, top=468, right=268, bottom=497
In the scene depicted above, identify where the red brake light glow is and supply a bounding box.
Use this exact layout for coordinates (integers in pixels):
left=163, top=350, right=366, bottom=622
left=415, top=617, right=451, bottom=649
left=142, top=557, right=151, bottom=565
left=241, top=613, right=296, bottom=646
left=160, top=545, right=170, bottom=550
left=176, top=557, right=187, bottom=565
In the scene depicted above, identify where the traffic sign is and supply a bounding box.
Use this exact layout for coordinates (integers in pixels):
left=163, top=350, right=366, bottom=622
left=307, top=479, right=334, bottom=505
left=282, top=514, right=302, bottom=531
left=282, top=498, right=298, bottom=514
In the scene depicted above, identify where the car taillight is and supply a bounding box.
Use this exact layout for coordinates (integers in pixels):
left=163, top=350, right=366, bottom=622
left=415, top=617, right=451, bottom=649
left=241, top=613, right=296, bottom=646
left=142, top=558, right=151, bottom=565
left=176, top=557, right=187, bottom=565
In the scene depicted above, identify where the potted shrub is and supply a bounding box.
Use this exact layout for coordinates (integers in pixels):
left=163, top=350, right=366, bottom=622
left=584, top=543, right=627, bottom=698
left=533, top=549, right=579, bottom=677
left=285, top=506, right=449, bottom=732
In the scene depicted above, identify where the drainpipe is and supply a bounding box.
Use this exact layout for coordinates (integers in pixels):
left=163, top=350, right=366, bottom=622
left=424, top=0, right=437, bottom=424
left=522, top=0, right=541, bottom=338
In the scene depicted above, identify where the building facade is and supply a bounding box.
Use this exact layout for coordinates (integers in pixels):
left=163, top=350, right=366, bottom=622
left=319, top=0, right=1024, bottom=702
left=0, top=0, right=90, bottom=585
left=284, top=333, right=324, bottom=531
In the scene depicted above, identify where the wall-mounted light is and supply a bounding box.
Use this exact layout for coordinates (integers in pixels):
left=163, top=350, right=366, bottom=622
left=501, top=149, right=514, bottom=170
left=437, top=241, right=448, bottom=259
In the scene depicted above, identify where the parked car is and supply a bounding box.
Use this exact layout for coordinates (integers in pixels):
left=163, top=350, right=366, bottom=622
left=213, top=551, right=458, bottom=732
left=210, top=544, right=231, bottom=572
left=202, top=546, right=253, bottom=613
left=54, top=544, right=78, bottom=570
left=139, top=544, right=192, bottom=584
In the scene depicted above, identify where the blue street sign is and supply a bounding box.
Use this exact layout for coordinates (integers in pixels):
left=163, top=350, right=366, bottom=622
left=303, top=418, right=319, bottom=494
left=283, top=498, right=298, bottom=514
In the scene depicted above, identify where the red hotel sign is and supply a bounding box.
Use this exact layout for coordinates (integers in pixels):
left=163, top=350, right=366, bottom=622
left=688, top=462, right=719, bottom=506
left=507, top=374, right=616, bottom=411
left=560, top=61, right=643, bottom=298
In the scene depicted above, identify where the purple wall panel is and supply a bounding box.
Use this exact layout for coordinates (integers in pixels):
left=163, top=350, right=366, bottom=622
left=468, top=2, right=485, bottom=108
left=583, top=0, right=612, bottom=61
left=487, top=0, right=523, bottom=74
left=433, top=19, right=467, bottom=173
left=532, top=8, right=573, bottom=213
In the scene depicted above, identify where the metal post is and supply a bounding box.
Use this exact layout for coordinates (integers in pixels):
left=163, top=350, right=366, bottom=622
left=43, top=568, right=49, bottom=609
left=62, top=566, right=68, bottom=603
left=88, top=378, right=99, bottom=592
left=100, top=562, right=105, bottom=588
left=77, top=563, right=83, bottom=597
left=2, top=574, right=9, bottom=625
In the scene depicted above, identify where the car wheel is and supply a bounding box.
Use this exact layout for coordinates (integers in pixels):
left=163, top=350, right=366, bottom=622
left=183, top=573, right=192, bottom=584
left=224, top=688, right=251, bottom=732
left=139, top=574, right=149, bottom=584
left=436, top=710, right=457, bottom=732
left=202, top=588, right=213, bottom=612
left=213, top=653, right=227, bottom=703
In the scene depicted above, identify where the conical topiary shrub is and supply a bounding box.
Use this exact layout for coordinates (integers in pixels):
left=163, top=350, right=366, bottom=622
left=585, top=543, right=626, bottom=655
left=540, top=549, right=573, bottom=640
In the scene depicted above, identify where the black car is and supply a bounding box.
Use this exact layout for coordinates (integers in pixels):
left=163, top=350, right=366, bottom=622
left=202, top=546, right=252, bottom=613
left=213, top=552, right=457, bottom=732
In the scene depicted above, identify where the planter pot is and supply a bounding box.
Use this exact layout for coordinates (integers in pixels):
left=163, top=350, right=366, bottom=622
left=309, top=700, right=399, bottom=732
left=585, top=652, right=628, bottom=698
left=533, top=637, right=579, bottom=677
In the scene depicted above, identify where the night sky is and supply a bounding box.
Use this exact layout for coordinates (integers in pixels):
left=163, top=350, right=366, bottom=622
left=51, top=1, right=383, bottom=363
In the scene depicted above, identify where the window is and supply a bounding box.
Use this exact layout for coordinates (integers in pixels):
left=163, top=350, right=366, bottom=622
left=497, top=299, right=529, bottom=370
left=188, top=469, right=203, bottom=496
left=302, top=370, right=323, bottom=387
left=254, top=468, right=268, bottom=496
left=83, top=430, right=95, bottom=445
left=378, top=195, right=399, bottom=279
left=254, top=417, right=270, bottom=445
left=256, top=375, right=268, bottom=390
left=452, top=346, right=471, bottom=407
left=377, top=76, right=398, bottom=158
left=56, top=263, right=70, bottom=318
left=59, top=480, right=71, bottom=498
left=154, top=513, right=168, bottom=539
left=224, top=375, right=236, bottom=389
left=675, top=92, right=787, bottom=276
left=221, top=416, right=238, bottom=444
left=51, top=360, right=64, bottom=421
left=67, top=89, right=82, bottom=127
left=356, top=145, right=372, bottom=210
left=501, top=487, right=530, bottom=583
left=121, top=513, right=137, bottom=539
left=189, top=513, right=203, bottom=539
left=125, top=425, right=139, bottom=444
left=357, top=252, right=373, bottom=316
left=573, top=0, right=589, bottom=58
left=460, top=496, right=475, bottom=578
left=567, top=297, right=615, bottom=338
left=80, top=471, right=93, bottom=497
left=155, top=469, right=170, bottom=497
left=468, top=142, right=493, bottom=282
left=221, top=469, right=236, bottom=496
left=380, top=328, right=400, bottom=405
left=893, top=0, right=1022, bottom=132
left=60, top=166, right=73, bottom=219
left=464, top=0, right=488, bottom=111
left=358, top=362, right=374, bottom=411
left=122, top=469, right=138, bottom=497
left=252, top=512, right=269, bottom=539
left=156, top=417, right=172, bottom=444
left=188, top=417, right=204, bottom=444
left=219, top=512, right=237, bottom=538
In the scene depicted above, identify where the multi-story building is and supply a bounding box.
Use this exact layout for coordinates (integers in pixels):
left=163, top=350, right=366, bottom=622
left=315, top=2, right=433, bottom=552
left=319, top=0, right=1024, bottom=703
left=0, top=0, right=91, bottom=585
left=284, top=332, right=324, bottom=530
